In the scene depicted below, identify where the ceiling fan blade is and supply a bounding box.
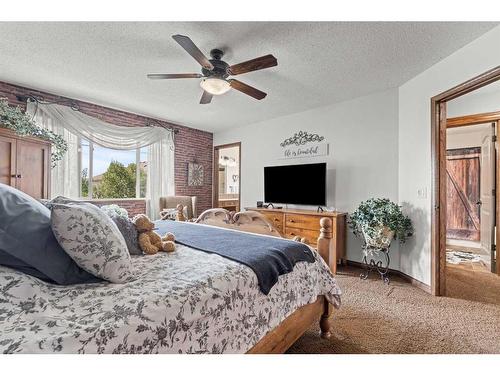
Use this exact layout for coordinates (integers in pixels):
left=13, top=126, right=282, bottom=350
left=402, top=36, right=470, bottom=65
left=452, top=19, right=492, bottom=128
left=200, top=90, right=213, bottom=104
left=228, top=54, right=277, bottom=76
left=147, top=73, right=203, bottom=79
left=172, top=34, right=214, bottom=70
left=229, top=79, right=267, bottom=100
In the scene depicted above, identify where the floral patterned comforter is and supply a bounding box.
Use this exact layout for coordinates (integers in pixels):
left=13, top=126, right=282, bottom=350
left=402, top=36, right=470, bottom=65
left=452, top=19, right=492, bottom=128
left=0, top=245, right=341, bottom=354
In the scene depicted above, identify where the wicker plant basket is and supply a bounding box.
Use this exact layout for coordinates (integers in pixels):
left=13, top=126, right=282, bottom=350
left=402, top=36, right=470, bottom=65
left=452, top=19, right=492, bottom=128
left=361, top=225, right=395, bottom=250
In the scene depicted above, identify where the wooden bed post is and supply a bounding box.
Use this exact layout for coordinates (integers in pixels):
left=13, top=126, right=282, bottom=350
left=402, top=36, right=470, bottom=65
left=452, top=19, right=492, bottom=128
left=317, top=217, right=333, bottom=339
left=317, top=217, right=333, bottom=269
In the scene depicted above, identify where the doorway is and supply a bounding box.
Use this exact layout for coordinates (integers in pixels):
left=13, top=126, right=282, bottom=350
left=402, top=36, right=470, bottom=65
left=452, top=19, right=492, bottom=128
left=444, top=120, right=499, bottom=303
left=213, top=142, right=241, bottom=212
left=431, top=65, right=500, bottom=298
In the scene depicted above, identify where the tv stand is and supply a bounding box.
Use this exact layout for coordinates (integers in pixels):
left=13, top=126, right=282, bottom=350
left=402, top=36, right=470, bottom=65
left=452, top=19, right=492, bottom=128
left=245, top=207, right=346, bottom=273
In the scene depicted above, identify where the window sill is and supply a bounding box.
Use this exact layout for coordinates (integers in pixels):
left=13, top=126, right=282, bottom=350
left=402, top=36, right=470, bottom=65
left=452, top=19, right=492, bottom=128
left=78, top=198, right=147, bottom=202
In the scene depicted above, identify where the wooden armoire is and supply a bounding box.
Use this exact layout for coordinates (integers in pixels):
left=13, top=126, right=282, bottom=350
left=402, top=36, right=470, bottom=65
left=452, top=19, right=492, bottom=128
left=0, top=128, right=51, bottom=199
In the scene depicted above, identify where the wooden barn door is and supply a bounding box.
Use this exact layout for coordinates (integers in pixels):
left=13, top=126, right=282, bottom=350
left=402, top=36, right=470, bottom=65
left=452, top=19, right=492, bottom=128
left=446, top=147, right=481, bottom=241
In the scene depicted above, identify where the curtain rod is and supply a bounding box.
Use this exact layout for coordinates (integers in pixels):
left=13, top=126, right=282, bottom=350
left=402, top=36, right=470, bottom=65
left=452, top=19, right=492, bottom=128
left=16, top=94, right=179, bottom=134
left=144, top=119, right=179, bottom=134
left=17, top=94, right=80, bottom=111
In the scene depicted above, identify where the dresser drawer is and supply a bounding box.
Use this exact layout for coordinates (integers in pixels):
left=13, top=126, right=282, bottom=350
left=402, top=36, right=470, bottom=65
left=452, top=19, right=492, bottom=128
left=284, top=227, right=321, bottom=246
left=285, top=214, right=322, bottom=230
left=261, top=212, right=283, bottom=233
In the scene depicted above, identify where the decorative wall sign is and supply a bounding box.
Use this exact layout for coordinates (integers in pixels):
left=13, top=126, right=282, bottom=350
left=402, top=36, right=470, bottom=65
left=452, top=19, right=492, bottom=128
left=187, top=162, right=204, bottom=186
left=279, top=131, right=328, bottom=159
left=280, top=131, right=324, bottom=147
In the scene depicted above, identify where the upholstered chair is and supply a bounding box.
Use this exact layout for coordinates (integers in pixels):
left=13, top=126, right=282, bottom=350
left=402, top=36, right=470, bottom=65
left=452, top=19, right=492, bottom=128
left=159, top=196, right=198, bottom=220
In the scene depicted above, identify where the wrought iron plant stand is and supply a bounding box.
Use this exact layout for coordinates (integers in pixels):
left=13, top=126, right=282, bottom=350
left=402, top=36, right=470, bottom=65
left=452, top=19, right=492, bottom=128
left=360, top=244, right=391, bottom=285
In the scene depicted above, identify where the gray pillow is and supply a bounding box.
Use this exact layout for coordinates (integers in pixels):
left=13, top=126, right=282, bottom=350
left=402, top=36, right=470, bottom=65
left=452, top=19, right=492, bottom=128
left=0, top=183, right=99, bottom=284
left=51, top=201, right=136, bottom=283
left=108, top=215, right=143, bottom=255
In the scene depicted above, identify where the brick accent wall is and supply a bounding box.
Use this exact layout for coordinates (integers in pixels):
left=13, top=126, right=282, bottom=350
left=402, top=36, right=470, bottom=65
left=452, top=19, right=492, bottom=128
left=0, top=81, right=213, bottom=214
left=174, top=128, right=213, bottom=216
left=84, top=199, right=147, bottom=218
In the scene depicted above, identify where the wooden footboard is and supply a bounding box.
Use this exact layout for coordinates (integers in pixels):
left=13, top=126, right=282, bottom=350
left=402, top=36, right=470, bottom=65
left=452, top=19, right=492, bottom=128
left=195, top=209, right=335, bottom=353
left=247, top=296, right=327, bottom=353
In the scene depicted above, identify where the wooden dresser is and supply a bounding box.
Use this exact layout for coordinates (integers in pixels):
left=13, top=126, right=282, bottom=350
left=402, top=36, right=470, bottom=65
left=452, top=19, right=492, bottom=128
left=0, top=128, right=51, bottom=199
left=245, top=207, right=346, bottom=273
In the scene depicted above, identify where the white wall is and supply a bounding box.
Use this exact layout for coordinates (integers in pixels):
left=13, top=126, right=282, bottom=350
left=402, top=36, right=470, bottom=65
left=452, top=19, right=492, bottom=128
left=214, top=88, right=400, bottom=267
left=448, top=81, right=500, bottom=118
left=447, top=124, right=491, bottom=150
left=398, top=25, right=500, bottom=285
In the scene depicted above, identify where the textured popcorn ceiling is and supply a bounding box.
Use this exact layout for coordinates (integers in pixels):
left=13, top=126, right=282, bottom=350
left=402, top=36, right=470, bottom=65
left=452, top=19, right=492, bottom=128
left=0, top=22, right=497, bottom=132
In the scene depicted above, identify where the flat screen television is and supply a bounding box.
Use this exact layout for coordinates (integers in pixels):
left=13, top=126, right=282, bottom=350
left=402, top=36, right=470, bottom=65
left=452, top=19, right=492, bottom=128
left=264, top=163, right=326, bottom=206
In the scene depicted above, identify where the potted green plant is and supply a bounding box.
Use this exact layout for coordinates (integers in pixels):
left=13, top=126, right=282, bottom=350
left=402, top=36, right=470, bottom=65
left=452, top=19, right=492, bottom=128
left=0, top=98, right=67, bottom=167
left=349, top=198, right=413, bottom=249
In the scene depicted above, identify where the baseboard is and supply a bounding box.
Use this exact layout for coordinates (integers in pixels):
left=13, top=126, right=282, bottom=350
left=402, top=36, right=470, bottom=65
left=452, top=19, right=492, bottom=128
left=342, top=260, right=432, bottom=294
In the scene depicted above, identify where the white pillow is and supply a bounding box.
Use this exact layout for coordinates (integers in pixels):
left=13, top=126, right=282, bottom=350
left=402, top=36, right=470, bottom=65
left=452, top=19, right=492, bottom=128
left=51, top=201, right=136, bottom=283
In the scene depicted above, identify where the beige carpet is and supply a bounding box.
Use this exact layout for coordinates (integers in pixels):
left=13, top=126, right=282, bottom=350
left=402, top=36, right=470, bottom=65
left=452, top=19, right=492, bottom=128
left=446, top=263, right=500, bottom=305
left=287, top=267, right=500, bottom=354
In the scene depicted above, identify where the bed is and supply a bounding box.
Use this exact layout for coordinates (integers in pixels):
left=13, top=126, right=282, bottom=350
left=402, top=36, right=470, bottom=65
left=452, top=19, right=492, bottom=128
left=0, top=210, right=341, bottom=354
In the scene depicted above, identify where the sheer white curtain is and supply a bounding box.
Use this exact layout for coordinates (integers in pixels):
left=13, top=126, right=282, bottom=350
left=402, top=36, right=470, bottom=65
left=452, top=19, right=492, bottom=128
left=27, top=102, right=80, bottom=198
left=31, top=103, right=169, bottom=149
left=148, top=137, right=175, bottom=220
left=28, top=102, right=175, bottom=218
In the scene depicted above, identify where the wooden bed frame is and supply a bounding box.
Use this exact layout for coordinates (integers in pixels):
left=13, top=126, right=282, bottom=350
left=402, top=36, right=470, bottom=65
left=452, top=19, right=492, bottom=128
left=194, top=208, right=334, bottom=354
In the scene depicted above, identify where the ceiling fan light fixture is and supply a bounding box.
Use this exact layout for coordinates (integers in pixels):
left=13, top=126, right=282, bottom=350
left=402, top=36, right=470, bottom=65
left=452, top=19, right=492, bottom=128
left=200, top=77, right=231, bottom=95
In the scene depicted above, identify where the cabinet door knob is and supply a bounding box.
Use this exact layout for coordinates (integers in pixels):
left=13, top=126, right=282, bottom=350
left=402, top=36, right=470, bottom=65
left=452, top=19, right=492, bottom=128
left=17, top=174, right=22, bottom=178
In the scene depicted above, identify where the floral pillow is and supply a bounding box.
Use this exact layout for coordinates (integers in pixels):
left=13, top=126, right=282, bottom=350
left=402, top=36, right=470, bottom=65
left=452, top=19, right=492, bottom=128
left=51, top=201, right=136, bottom=283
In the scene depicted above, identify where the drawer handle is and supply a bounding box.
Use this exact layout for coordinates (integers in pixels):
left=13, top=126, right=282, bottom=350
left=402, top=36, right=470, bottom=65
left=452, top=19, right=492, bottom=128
left=274, top=218, right=279, bottom=221
left=290, top=232, right=295, bottom=236
left=289, top=219, right=295, bottom=223
left=11, top=174, right=22, bottom=178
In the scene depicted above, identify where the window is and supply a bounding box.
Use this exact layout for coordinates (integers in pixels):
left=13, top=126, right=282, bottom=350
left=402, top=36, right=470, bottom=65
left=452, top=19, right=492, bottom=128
left=79, top=139, right=148, bottom=199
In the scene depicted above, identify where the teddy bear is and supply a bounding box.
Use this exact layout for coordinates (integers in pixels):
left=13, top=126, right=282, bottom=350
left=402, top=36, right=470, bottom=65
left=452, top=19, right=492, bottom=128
left=132, top=214, right=176, bottom=255
left=175, top=204, right=186, bottom=222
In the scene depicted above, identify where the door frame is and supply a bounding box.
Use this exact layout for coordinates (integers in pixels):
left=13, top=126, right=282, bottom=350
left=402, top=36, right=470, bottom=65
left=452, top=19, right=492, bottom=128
left=213, top=142, right=241, bottom=211
left=431, top=65, right=500, bottom=296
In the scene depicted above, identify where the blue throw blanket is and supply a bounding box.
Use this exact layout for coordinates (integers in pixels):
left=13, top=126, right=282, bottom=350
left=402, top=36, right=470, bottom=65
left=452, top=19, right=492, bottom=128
left=155, top=220, right=315, bottom=294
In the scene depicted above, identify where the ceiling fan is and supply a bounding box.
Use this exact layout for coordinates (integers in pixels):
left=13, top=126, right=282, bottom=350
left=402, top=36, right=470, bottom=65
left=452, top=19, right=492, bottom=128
left=147, top=34, right=278, bottom=104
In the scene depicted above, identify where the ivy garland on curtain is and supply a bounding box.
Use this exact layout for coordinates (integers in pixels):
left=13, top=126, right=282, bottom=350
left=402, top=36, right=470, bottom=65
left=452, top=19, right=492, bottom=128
left=0, top=98, right=67, bottom=167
